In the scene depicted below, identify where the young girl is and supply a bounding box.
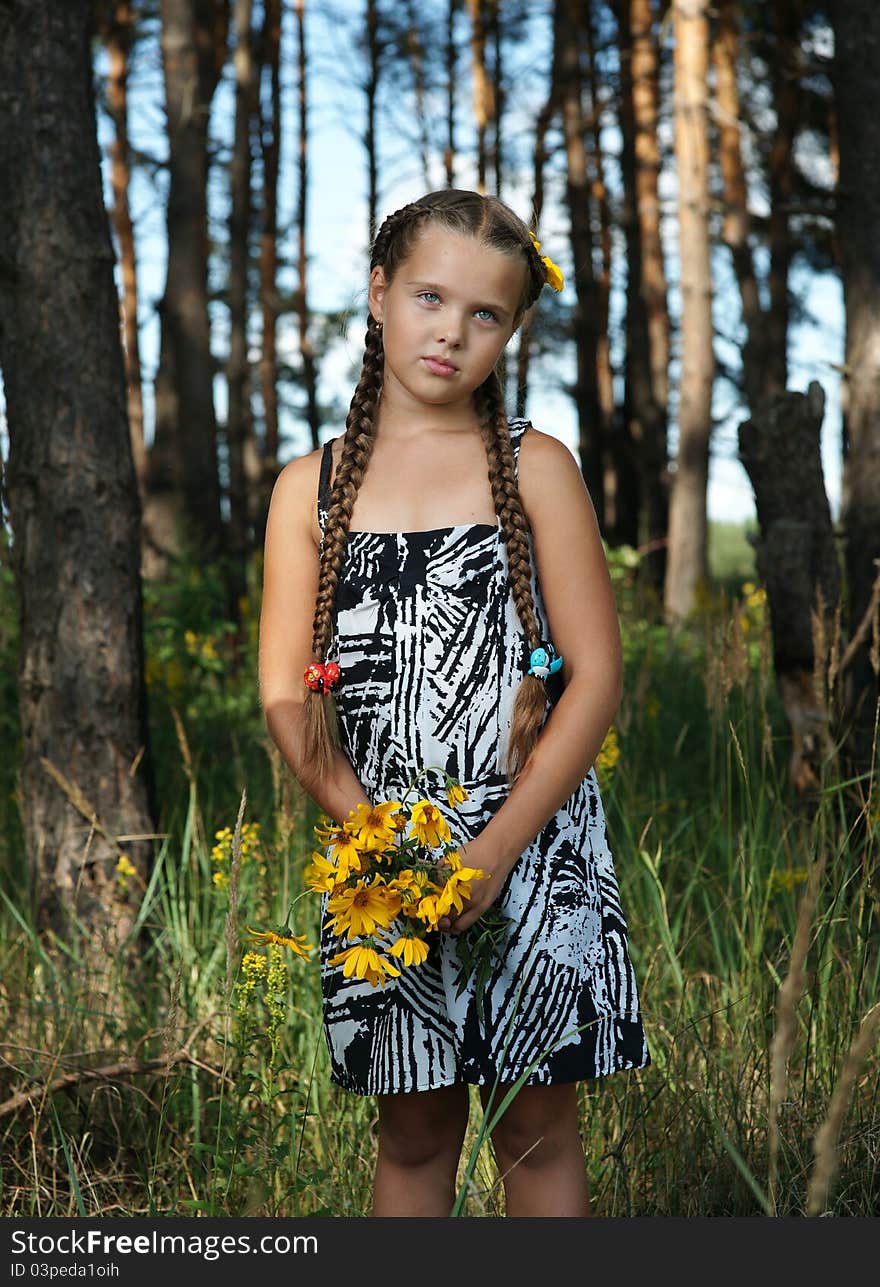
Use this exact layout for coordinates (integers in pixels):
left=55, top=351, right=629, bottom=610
left=258, top=188, right=650, bottom=1218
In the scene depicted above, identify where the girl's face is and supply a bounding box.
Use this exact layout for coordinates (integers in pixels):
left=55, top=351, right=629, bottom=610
left=368, top=225, right=527, bottom=414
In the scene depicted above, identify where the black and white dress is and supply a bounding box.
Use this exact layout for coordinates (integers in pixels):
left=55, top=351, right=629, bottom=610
left=316, top=418, right=650, bottom=1095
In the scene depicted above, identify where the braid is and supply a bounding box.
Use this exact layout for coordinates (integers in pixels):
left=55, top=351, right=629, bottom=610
left=475, top=374, right=549, bottom=784
left=300, top=316, right=384, bottom=780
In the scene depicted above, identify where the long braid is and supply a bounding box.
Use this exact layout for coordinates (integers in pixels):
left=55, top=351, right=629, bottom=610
left=475, top=373, right=549, bottom=784
left=299, top=317, right=384, bottom=780
left=301, top=201, right=434, bottom=780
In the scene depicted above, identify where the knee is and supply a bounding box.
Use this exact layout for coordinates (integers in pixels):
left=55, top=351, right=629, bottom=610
left=490, top=1109, right=569, bottom=1171
left=378, top=1097, right=468, bottom=1170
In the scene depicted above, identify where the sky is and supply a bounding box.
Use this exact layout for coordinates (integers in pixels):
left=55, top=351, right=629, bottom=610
left=2, top=4, right=846, bottom=531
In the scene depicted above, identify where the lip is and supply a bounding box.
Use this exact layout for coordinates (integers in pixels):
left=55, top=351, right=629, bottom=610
left=422, top=355, right=459, bottom=376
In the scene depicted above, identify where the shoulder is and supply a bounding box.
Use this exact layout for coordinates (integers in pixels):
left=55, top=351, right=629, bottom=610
left=266, top=439, right=334, bottom=548
left=515, top=424, right=592, bottom=526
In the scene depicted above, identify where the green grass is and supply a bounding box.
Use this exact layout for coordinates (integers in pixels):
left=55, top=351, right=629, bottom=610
left=0, top=543, right=877, bottom=1217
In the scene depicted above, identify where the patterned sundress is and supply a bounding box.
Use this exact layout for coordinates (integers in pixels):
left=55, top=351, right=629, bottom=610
left=315, top=417, right=650, bottom=1094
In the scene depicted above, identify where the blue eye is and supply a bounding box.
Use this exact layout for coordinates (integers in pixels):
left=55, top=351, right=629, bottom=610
left=475, top=308, right=498, bottom=323
left=419, top=290, right=441, bottom=304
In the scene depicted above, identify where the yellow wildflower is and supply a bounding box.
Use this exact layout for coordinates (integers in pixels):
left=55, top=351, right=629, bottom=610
left=412, top=892, right=442, bottom=930
left=389, top=934, right=431, bottom=968
left=347, top=800, right=402, bottom=851
left=326, top=879, right=402, bottom=938
left=596, top=725, right=620, bottom=782
left=328, top=943, right=401, bottom=986
left=246, top=926, right=314, bottom=959
left=409, top=799, right=452, bottom=848
left=237, top=950, right=268, bottom=1011
left=446, top=781, right=469, bottom=808
left=304, top=849, right=340, bottom=893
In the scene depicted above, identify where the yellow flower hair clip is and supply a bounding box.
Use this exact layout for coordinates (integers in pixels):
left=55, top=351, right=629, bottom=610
left=530, top=232, right=564, bottom=292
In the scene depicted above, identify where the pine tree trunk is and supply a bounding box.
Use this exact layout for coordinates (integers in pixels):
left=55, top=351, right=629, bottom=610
left=831, top=0, right=880, bottom=772
left=664, top=0, right=713, bottom=620
left=296, top=0, right=320, bottom=453
left=0, top=0, right=156, bottom=955
left=256, top=0, right=281, bottom=546
left=444, top=0, right=459, bottom=187
left=365, top=0, right=381, bottom=241
left=102, top=1, right=147, bottom=503
left=559, top=0, right=604, bottom=525
left=467, top=0, right=494, bottom=195
left=146, top=0, right=226, bottom=573
left=226, top=0, right=256, bottom=612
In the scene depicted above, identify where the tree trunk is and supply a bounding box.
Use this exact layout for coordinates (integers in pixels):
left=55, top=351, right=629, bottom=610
left=738, top=384, right=841, bottom=794
left=617, top=0, right=669, bottom=593
left=146, top=0, right=226, bottom=574
left=467, top=0, right=494, bottom=195
left=403, top=0, right=432, bottom=191
left=365, top=0, right=381, bottom=242
left=256, top=0, right=281, bottom=547
left=830, top=0, right=880, bottom=773
left=664, top=0, right=713, bottom=621
left=765, top=0, right=798, bottom=398
left=296, top=0, right=321, bottom=454
left=584, top=3, right=629, bottom=545
left=559, top=0, right=604, bottom=526
left=444, top=0, right=460, bottom=187
left=0, top=0, right=155, bottom=955
left=226, top=0, right=256, bottom=614
left=102, top=1, right=147, bottom=503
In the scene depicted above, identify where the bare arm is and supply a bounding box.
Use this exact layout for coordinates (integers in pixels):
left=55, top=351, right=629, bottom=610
left=258, top=452, right=371, bottom=826
left=443, top=427, right=623, bottom=932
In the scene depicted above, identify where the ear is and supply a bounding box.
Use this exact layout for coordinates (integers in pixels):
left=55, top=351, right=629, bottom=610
left=368, top=265, right=387, bottom=324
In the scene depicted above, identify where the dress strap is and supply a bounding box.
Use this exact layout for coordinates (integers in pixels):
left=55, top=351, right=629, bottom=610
left=507, top=416, right=532, bottom=479
left=317, top=438, right=334, bottom=528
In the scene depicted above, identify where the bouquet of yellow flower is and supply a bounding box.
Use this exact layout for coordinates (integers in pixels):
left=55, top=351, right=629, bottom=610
left=248, top=768, right=511, bottom=1000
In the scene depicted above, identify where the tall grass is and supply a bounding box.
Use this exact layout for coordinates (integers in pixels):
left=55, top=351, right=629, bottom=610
left=0, top=541, right=877, bottom=1216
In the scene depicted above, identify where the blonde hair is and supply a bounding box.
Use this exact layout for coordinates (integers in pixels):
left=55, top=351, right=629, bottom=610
left=303, top=189, right=554, bottom=786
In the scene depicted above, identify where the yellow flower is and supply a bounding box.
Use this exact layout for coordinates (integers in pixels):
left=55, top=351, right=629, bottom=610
left=389, top=934, right=431, bottom=968
left=304, top=849, right=340, bottom=893
left=326, top=879, right=402, bottom=938
left=409, top=799, right=452, bottom=848
left=412, top=893, right=442, bottom=929
left=530, top=232, right=564, bottom=292
left=436, top=867, right=482, bottom=918
left=246, top=926, right=314, bottom=959
left=328, top=943, right=401, bottom=986
left=116, top=855, right=136, bottom=878
left=347, top=800, right=402, bottom=851
left=446, top=781, right=469, bottom=808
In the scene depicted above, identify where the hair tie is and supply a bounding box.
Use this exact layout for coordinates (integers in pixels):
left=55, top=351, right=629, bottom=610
left=527, top=642, right=563, bottom=680
left=529, top=233, right=564, bottom=292
left=304, top=661, right=341, bottom=695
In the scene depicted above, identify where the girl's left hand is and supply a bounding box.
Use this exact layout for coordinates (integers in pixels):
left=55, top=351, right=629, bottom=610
left=437, top=841, right=509, bottom=936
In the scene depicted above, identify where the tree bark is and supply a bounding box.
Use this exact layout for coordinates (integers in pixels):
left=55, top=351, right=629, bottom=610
left=444, top=0, right=460, bottom=187
left=365, top=0, right=381, bottom=242
left=226, top=0, right=256, bottom=611
left=255, top=0, right=281, bottom=546
left=664, top=0, right=713, bottom=621
left=559, top=0, right=605, bottom=526
left=738, top=384, right=841, bottom=794
left=296, top=0, right=321, bottom=454
left=830, top=0, right=880, bottom=772
left=467, top=0, right=494, bottom=195
left=101, top=1, right=147, bottom=503
left=617, top=0, right=669, bottom=592
left=146, top=0, right=226, bottom=575
left=0, top=0, right=155, bottom=954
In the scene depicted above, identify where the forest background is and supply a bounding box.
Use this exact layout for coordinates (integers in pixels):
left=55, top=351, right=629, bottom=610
left=0, top=0, right=877, bottom=1218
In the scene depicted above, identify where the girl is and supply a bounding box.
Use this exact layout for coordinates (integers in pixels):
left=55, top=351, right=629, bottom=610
left=258, top=188, right=650, bottom=1218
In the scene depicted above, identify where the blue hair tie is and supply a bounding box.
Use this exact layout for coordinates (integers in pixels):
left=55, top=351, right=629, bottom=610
left=527, top=642, right=563, bottom=680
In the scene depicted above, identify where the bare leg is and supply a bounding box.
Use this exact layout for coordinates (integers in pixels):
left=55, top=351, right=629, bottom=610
left=479, top=1082, right=591, bottom=1217
left=372, top=1082, right=470, bottom=1216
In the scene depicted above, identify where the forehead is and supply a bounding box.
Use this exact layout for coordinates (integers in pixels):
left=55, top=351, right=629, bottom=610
left=400, top=225, right=527, bottom=308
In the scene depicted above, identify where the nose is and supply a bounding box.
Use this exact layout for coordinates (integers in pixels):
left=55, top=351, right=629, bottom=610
left=436, top=312, right=463, bottom=348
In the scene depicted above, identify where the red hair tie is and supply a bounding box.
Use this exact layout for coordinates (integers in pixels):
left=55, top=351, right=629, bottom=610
left=304, top=661, right=341, bottom=695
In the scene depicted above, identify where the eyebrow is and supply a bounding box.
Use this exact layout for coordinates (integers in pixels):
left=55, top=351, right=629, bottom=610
left=404, top=280, right=512, bottom=318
